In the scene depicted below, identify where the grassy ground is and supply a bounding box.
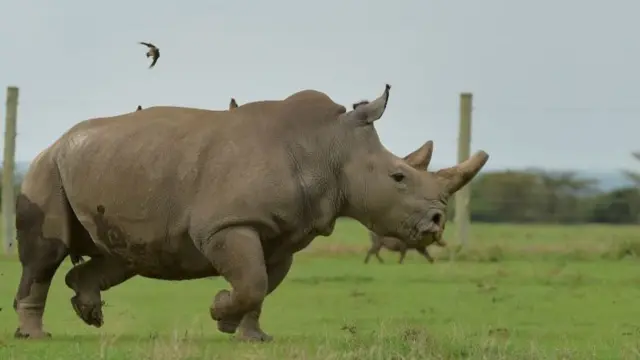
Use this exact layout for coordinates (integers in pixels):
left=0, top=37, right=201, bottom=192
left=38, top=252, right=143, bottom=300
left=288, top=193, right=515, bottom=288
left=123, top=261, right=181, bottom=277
left=1, top=221, right=640, bottom=359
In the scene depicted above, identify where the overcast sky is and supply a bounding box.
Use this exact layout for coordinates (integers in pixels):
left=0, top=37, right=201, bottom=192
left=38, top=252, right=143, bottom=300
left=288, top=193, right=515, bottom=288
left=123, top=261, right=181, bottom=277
left=0, top=0, right=638, bottom=172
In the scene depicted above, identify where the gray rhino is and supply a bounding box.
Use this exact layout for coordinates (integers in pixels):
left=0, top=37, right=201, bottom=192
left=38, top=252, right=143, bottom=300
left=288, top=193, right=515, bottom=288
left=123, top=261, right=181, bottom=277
left=365, top=230, right=446, bottom=264
left=13, top=84, right=489, bottom=342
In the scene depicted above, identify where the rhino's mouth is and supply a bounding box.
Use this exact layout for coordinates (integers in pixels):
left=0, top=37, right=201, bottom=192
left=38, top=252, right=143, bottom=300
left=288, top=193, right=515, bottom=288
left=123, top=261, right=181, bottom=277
left=399, top=209, right=445, bottom=245
left=420, top=230, right=446, bottom=247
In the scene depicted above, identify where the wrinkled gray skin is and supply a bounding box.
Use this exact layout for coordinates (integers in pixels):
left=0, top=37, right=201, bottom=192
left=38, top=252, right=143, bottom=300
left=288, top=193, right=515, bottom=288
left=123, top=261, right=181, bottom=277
left=64, top=101, right=233, bottom=268
left=234, top=100, right=448, bottom=265
left=13, top=84, right=489, bottom=342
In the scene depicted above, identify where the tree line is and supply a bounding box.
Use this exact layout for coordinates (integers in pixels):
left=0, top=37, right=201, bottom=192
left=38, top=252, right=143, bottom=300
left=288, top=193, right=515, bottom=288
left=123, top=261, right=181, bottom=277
left=459, top=169, right=638, bottom=224
left=448, top=152, right=640, bottom=224
left=0, top=154, right=638, bottom=224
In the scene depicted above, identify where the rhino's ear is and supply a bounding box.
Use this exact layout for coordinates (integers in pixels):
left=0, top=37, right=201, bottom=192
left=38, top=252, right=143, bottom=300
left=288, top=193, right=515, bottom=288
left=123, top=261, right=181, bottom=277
left=352, top=100, right=369, bottom=110
left=229, top=98, right=238, bottom=110
left=351, top=84, right=391, bottom=125
left=403, top=140, right=434, bottom=170
left=435, top=151, right=490, bottom=195
left=136, top=105, right=142, bottom=111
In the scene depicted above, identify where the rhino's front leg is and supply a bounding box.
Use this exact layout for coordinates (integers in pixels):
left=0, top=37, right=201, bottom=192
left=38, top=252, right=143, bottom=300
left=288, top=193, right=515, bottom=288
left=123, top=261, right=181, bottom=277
left=64, top=255, right=136, bottom=327
left=195, top=227, right=268, bottom=333
left=416, top=246, right=435, bottom=263
left=229, top=254, right=294, bottom=342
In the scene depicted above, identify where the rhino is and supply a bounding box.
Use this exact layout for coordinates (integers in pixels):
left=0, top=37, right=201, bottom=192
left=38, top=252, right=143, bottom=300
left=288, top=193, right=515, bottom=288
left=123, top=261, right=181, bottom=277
left=13, top=84, right=489, bottom=342
left=365, top=230, right=446, bottom=264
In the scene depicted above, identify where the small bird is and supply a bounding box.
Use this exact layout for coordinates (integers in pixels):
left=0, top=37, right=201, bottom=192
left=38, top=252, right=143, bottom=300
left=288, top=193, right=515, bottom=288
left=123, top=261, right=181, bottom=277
left=139, top=42, right=160, bottom=68
left=229, top=98, right=238, bottom=110
left=136, top=105, right=142, bottom=111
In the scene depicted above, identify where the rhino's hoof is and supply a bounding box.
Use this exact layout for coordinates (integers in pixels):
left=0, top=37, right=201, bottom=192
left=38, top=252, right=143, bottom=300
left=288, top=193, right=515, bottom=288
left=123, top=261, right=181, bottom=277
left=235, top=328, right=274, bottom=342
left=14, top=327, right=52, bottom=340
left=70, top=295, right=104, bottom=328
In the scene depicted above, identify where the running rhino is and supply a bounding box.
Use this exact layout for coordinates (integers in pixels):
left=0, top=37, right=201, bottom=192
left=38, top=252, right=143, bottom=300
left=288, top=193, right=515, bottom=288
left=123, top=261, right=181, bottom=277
left=365, top=230, right=446, bottom=264
left=13, top=84, right=489, bottom=342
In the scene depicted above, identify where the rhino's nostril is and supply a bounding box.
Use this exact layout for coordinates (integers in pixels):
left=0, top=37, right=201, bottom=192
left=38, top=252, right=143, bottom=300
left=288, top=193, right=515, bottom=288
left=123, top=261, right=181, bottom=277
left=416, top=210, right=445, bottom=239
left=431, top=212, right=442, bottom=226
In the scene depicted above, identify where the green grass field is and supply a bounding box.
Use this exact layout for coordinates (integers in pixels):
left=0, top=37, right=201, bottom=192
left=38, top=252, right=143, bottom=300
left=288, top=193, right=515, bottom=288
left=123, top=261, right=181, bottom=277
left=1, top=220, right=640, bottom=359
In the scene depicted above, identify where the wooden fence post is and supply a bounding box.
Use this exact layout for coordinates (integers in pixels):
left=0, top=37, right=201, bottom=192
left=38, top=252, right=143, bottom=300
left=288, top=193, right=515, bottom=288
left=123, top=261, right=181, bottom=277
left=454, top=92, right=472, bottom=249
left=3, top=86, right=19, bottom=254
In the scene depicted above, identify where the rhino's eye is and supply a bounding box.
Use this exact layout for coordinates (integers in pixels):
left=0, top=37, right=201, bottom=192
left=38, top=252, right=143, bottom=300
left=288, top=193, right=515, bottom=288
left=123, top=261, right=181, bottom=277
left=390, top=172, right=405, bottom=183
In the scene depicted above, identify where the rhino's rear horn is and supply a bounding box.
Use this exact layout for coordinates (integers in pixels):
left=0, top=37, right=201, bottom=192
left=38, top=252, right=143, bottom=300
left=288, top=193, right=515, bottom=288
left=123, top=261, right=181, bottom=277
left=403, top=140, right=434, bottom=170
left=435, top=151, right=490, bottom=195
left=353, top=84, right=391, bottom=125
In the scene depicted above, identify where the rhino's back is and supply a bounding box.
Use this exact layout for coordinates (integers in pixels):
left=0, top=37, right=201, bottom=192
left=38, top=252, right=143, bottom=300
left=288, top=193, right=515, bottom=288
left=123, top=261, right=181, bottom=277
left=21, top=146, right=57, bottom=197
left=53, top=105, right=296, bottom=249
left=55, top=105, right=283, bottom=195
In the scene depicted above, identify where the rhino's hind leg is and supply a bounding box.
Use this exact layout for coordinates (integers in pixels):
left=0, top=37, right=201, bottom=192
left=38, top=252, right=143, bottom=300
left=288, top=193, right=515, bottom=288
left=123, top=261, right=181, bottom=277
left=194, top=227, right=268, bottom=338
left=398, top=248, right=408, bottom=264
left=64, top=256, right=135, bottom=327
left=233, top=255, right=294, bottom=342
left=364, top=242, right=384, bottom=264
left=13, top=195, right=69, bottom=339
left=14, top=241, right=67, bottom=339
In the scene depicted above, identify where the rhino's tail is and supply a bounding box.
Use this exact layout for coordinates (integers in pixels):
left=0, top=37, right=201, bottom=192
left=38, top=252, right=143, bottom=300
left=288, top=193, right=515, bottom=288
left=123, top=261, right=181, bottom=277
left=69, top=254, right=85, bottom=266
left=55, top=163, right=92, bottom=266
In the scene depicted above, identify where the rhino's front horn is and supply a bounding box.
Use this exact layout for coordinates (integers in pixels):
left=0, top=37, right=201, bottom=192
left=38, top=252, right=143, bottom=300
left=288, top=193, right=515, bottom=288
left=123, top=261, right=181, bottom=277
left=354, top=84, right=391, bottom=125
left=435, top=150, right=490, bottom=195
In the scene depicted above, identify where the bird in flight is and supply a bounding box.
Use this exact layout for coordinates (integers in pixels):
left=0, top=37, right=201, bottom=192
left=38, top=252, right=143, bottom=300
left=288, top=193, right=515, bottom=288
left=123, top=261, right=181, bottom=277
left=139, top=42, right=160, bottom=68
